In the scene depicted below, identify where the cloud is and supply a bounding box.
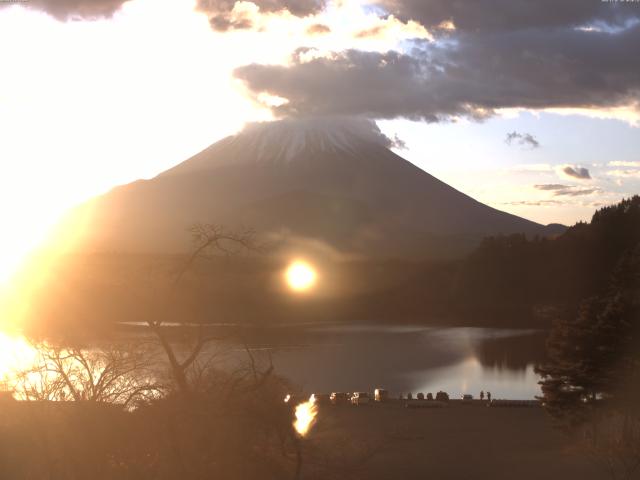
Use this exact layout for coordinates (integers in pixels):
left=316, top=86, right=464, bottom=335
left=1, top=0, right=130, bottom=20
left=560, top=166, right=592, bottom=180
left=0, top=0, right=326, bottom=24
left=208, top=12, right=253, bottom=30
left=235, top=20, right=640, bottom=121
left=606, top=160, right=640, bottom=179
left=608, top=161, right=640, bottom=167
left=374, top=0, right=639, bottom=34
left=505, top=131, right=540, bottom=149
left=355, top=25, right=386, bottom=39
left=306, top=23, right=330, bottom=35
left=197, top=0, right=325, bottom=17
left=505, top=200, right=566, bottom=207
left=196, top=0, right=326, bottom=31
left=534, top=184, right=569, bottom=191
left=534, top=184, right=600, bottom=196
left=509, top=164, right=554, bottom=174
left=387, top=133, right=407, bottom=150
left=505, top=196, right=605, bottom=207
left=554, top=187, right=600, bottom=197
left=608, top=169, right=640, bottom=179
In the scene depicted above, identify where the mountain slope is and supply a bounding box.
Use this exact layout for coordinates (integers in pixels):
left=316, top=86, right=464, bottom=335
left=76, top=117, right=556, bottom=259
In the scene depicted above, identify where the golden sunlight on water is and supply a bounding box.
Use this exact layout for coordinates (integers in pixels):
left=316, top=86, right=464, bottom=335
left=293, top=395, right=318, bottom=437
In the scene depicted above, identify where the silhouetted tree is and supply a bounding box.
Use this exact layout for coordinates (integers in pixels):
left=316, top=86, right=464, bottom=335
left=13, top=341, right=163, bottom=408
left=451, top=195, right=640, bottom=326
left=136, top=224, right=310, bottom=479
left=537, top=243, right=640, bottom=479
left=146, top=223, right=257, bottom=396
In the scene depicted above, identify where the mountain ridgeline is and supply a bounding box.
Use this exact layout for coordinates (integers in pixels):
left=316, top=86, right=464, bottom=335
left=75, top=117, right=559, bottom=260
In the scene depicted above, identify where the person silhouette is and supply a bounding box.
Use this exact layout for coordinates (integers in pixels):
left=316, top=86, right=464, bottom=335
left=487, top=391, right=492, bottom=402
left=480, top=390, right=485, bottom=401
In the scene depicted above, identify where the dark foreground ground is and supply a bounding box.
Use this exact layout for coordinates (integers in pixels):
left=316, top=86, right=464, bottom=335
left=0, top=398, right=601, bottom=480
left=304, top=401, right=599, bottom=480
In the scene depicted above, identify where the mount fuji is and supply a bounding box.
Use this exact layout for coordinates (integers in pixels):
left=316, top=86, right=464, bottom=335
left=76, top=117, right=560, bottom=259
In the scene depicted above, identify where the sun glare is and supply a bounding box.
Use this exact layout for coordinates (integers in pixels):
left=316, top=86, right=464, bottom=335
left=293, top=395, right=318, bottom=437
left=0, top=0, right=427, bottom=301
left=0, top=332, right=38, bottom=383
left=285, top=260, right=317, bottom=292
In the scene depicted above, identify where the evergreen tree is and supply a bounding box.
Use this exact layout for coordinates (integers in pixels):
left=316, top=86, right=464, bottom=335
left=536, top=243, right=640, bottom=478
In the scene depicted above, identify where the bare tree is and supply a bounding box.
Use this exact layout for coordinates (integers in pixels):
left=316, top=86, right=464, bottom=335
left=146, top=223, right=257, bottom=396
left=13, top=341, right=163, bottom=408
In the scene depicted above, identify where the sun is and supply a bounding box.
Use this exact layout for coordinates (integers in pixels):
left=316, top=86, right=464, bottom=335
left=285, top=260, right=317, bottom=292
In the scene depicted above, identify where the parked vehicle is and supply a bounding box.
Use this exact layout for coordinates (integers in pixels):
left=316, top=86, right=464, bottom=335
left=312, top=393, right=331, bottom=405
left=374, top=388, right=388, bottom=402
left=462, top=394, right=473, bottom=401
left=330, top=392, right=349, bottom=405
left=351, top=392, right=370, bottom=406
left=435, top=391, right=449, bottom=402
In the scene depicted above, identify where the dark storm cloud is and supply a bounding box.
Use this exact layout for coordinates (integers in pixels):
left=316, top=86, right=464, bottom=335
left=1, top=0, right=326, bottom=24
left=197, top=0, right=326, bottom=31
left=197, top=0, right=324, bottom=16
left=562, top=166, right=592, bottom=180
left=505, top=131, right=540, bottom=149
left=375, top=0, right=639, bottom=33
left=0, top=0, right=129, bottom=20
left=0, top=0, right=325, bottom=22
left=235, top=21, right=640, bottom=121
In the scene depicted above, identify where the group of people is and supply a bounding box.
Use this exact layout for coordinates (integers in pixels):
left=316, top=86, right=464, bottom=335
left=479, top=390, right=492, bottom=401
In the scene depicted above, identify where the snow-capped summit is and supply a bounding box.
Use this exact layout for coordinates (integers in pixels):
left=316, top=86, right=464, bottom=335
left=160, top=116, right=396, bottom=175
left=234, top=116, right=394, bottom=161
left=80, top=117, right=557, bottom=259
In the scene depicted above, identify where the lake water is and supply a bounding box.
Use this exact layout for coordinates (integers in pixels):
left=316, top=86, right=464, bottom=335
left=229, top=325, right=548, bottom=400
left=0, top=325, right=548, bottom=400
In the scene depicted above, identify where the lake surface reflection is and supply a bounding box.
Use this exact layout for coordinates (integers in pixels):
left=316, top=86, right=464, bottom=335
left=0, top=325, right=548, bottom=400
left=240, top=325, right=547, bottom=400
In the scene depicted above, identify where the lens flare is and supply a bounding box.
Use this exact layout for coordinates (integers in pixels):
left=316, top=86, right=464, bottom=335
left=293, top=395, right=318, bottom=437
left=285, top=260, right=317, bottom=292
left=0, top=332, right=39, bottom=386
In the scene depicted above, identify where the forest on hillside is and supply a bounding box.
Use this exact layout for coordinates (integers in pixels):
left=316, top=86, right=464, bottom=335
left=447, top=195, right=640, bottom=325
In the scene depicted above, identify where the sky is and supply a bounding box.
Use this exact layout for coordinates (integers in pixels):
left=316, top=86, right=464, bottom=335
left=0, top=0, right=639, bottom=282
